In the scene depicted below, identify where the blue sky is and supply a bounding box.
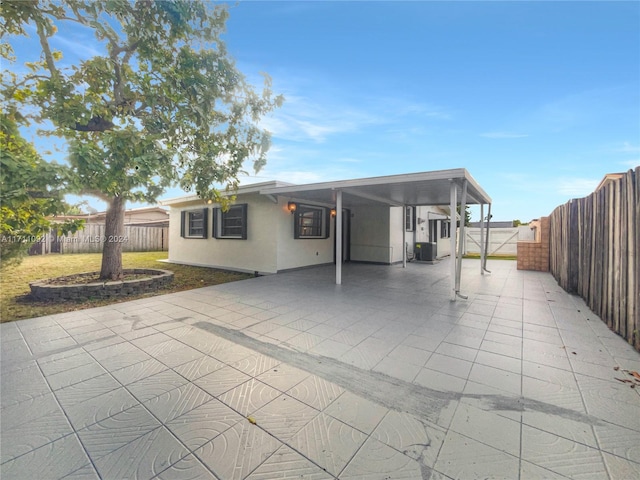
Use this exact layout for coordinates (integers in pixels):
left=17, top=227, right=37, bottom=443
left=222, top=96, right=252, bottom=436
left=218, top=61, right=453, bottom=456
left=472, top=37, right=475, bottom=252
left=13, top=1, right=640, bottom=222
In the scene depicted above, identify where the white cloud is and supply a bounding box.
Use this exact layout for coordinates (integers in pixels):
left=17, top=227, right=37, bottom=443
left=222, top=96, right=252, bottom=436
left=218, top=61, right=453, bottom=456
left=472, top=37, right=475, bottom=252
left=381, top=100, right=453, bottom=121
left=242, top=170, right=325, bottom=185
left=334, top=157, right=362, bottom=164
left=556, top=178, right=600, bottom=197
left=260, top=94, right=383, bottom=144
left=498, top=172, right=599, bottom=198
left=615, top=142, right=640, bottom=154
left=52, top=33, right=102, bottom=61
left=619, top=159, right=640, bottom=169
left=498, top=172, right=530, bottom=183
left=479, top=132, right=529, bottom=139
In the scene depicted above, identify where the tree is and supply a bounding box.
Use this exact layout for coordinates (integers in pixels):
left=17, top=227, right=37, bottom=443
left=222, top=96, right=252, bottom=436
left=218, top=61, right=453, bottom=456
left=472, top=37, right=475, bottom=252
left=456, top=205, right=471, bottom=227
left=2, top=0, right=283, bottom=279
left=0, top=114, right=82, bottom=269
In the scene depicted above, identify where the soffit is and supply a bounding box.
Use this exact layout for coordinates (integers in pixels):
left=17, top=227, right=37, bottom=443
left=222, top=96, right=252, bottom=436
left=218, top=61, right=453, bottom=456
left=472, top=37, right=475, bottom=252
left=260, top=168, right=491, bottom=208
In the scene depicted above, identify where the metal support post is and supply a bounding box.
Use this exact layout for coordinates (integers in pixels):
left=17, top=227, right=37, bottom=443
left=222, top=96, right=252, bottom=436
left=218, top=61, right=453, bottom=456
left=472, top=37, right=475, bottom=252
left=483, top=203, right=492, bottom=274
left=480, top=203, right=485, bottom=275
left=402, top=205, right=407, bottom=268
left=336, top=189, right=342, bottom=285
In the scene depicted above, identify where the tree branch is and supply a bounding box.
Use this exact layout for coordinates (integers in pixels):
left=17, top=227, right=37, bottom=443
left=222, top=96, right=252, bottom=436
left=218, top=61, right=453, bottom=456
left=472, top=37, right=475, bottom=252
left=4, top=74, right=51, bottom=98
left=35, top=19, right=59, bottom=80
left=110, top=40, right=140, bottom=108
left=76, top=188, right=111, bottom=202
left=71, top=117, right=114, bottom=132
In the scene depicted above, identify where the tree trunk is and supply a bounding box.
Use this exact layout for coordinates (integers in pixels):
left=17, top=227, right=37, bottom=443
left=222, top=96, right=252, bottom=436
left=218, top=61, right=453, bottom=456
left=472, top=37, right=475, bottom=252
left=100, top=196, right=125, bottom=280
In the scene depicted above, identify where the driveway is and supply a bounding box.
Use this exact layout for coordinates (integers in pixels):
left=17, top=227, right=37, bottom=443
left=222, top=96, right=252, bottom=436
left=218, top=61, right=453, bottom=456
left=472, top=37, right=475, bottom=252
left=1, top=259, right=639, bottom=479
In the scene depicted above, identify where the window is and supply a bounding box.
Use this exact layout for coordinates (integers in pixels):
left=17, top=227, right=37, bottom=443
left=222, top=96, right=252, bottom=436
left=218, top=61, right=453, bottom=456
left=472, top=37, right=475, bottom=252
left=405, top=206, right=416, bottom=232
left=213, top=204, right=248, bottom=239
left=294, top=205, right=330, bottom=239
left=441, top=220, right=451, bottom=239
left=180, top=209, right=208, bottom=239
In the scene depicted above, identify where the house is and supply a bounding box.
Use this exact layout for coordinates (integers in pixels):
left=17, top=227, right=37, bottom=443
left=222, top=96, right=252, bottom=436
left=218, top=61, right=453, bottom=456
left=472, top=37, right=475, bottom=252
left=595, top=172, right=625, bottom=192
left=402, top=205, right=456, bottom=260
left=161, top=168, right=492, bottom=299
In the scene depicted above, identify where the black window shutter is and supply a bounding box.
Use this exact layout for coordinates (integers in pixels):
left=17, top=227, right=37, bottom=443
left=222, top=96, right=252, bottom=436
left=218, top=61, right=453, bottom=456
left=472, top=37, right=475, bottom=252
left=180, top=211, right=185, bottom=237
left=241, top=204, right=248, bottom=240
left=293, top=210, right=300, bottom=239
left=412, top=207, right=417, bottom=231
left=212, top=208, right=219, bottom=238
left=202, top=208, right=208, bottom=239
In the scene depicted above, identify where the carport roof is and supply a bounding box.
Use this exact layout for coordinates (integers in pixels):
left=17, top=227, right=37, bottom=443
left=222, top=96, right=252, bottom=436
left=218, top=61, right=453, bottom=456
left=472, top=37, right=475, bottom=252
left=259, top=168, right=491, bottom=207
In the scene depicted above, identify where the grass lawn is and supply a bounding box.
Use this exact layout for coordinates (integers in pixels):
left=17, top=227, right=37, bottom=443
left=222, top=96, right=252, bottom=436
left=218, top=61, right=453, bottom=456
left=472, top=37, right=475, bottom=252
left=0, top=251, right=252, bottom=323
left=463, top=254, right=518, bottom=261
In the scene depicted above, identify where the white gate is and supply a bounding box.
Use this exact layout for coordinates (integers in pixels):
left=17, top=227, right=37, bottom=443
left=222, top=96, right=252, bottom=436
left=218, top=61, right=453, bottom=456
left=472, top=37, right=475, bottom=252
left=463, top=227, right=532, bottom=256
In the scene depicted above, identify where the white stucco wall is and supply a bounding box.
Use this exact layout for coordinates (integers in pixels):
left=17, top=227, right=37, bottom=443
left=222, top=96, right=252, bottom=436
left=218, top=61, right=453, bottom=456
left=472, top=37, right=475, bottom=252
left=350, top=205, right=393, bottom=263
left=436, top=235, right=451, bottom=257
left=167, top=193, right=279, bottom=274
left=400, top=206, right=453, bottom=259
left=389, top=207, right=405, bottom=263
left=275, top=198, right=335, bottom=271
left=167, top=194, right=337, bottom=274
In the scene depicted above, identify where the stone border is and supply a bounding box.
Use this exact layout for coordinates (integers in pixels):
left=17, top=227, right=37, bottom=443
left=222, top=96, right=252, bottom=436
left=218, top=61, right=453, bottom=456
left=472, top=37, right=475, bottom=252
left=29, top=269, right=174, bottom=301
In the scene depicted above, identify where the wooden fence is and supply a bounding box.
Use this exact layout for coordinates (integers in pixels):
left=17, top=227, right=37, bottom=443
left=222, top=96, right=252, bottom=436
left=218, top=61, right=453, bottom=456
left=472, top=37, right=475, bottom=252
left=549, top=167, right=639, bottom=351
left=31, top=224, right=169, bottom=254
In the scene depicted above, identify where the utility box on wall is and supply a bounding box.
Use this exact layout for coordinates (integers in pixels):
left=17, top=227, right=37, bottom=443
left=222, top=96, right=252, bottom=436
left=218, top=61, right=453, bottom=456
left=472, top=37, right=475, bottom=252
left=415, top=242, right=437, bottom=262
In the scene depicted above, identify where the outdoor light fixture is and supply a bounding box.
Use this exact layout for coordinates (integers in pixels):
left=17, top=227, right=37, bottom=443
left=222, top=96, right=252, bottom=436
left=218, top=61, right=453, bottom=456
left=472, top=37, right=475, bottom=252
left=288, top=202, right=297, bottom=214
left=330, top=208, right=337, bottom=217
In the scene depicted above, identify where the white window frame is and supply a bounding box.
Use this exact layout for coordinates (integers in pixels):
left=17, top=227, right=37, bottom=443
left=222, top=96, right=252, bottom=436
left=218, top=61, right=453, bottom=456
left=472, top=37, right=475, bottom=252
left=181, top=209, right=208, bottom=239
left=213, top=204, right=248, bottom=240
left=405, top=206, right=416, bottom=232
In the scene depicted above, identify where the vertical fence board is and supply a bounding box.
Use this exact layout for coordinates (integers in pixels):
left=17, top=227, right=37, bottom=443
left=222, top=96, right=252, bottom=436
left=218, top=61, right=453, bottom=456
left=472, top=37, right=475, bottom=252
left=588, top=194, right=597, bottom=311
left=619, top=178, right=628, bottom=339
left=569, top=200, right=580, bottom=293
left=606, top=184, right=613, bottom=329
left=635, top=166, right=640, bottom=351
left=613, top=182, right=620, bottom=333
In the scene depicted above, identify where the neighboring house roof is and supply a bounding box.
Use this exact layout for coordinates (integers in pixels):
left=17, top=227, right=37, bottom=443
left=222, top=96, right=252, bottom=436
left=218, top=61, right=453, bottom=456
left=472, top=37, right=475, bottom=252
left=51, top=206, right=169, bottom=227
left=595, top=172, right=625, bottom=192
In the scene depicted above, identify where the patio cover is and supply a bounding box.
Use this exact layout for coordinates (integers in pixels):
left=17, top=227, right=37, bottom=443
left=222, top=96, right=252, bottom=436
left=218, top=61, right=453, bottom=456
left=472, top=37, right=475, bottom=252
left=261, top=168, right=493, bottom=300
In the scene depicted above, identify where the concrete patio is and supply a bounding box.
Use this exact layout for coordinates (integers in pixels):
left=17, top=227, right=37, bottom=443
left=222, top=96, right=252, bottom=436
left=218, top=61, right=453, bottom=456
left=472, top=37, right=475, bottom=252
left=1, top=259, right=639, bottom=479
